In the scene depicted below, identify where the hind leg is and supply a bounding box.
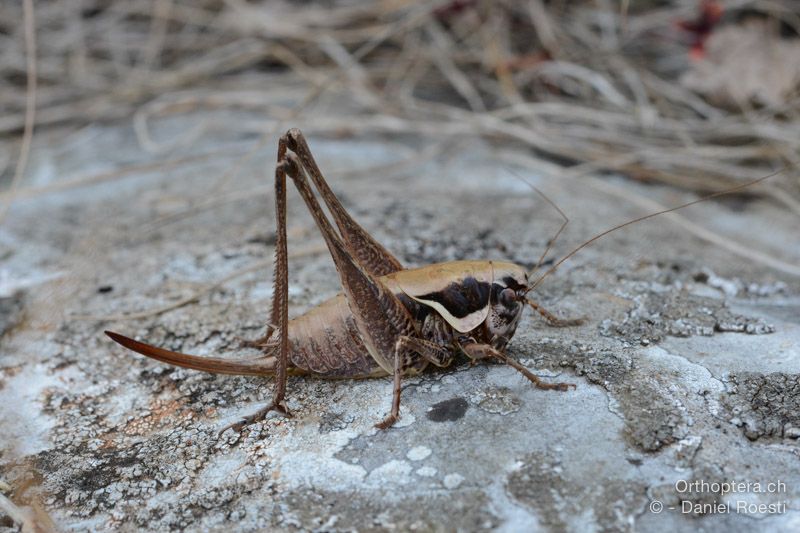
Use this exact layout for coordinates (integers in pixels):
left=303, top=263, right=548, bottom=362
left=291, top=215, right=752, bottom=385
left=220, top=139, right=294, bottom=435
left=280, top=148, right=428, bottom=429
left=244, top=129, right=403, bottom=349
left=283, top=129, right=403, bottom=277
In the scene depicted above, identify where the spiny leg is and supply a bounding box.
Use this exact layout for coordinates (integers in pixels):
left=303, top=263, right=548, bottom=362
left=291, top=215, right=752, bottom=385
left=526, top=298, right=586, bottom=328
left=280, top=150, right=422, bottom=429
left=219, top=139, right=292, bottom=435
left=460, top=341, right=575, bottom=391
left=283, top=129, right=403, bottom=276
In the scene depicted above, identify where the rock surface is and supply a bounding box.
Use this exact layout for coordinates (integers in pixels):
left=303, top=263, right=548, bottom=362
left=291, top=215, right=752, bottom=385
left=1, top=119, right=799, bottom=531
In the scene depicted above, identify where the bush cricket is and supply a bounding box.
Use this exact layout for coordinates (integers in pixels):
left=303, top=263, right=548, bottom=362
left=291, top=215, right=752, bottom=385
left=105, top=129, right=779, bottom=433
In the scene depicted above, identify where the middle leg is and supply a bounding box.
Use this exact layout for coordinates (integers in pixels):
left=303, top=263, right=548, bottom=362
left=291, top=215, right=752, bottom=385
left=375, top=335, right=454, bottom=429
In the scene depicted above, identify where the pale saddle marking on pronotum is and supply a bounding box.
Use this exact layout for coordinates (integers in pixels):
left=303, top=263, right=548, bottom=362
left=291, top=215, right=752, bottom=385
left=105, top=128, right=781, bottom=433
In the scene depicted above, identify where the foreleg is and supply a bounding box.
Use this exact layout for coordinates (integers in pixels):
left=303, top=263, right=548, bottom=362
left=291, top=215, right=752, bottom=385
left=526, top=298, right=585, bottom=328
left=460, top=341, right=575, bottom=392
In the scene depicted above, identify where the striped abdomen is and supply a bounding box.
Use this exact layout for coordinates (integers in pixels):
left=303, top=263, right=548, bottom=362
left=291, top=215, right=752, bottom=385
left=281, top=294, right=387, bottom=379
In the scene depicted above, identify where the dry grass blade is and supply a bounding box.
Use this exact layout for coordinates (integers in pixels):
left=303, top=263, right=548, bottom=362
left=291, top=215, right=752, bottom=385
left=501, top=151, right=800, bottom=280
left=576, top=172, right=800, bottom=277
left=0, top=0, right=37, bottom=224
left=0, top=149, right=243, bottom=203
left=1, top=1, right=798, bottom=220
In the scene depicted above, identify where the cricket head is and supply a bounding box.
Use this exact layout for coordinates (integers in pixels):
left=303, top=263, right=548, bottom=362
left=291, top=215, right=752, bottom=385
left=487, top=262, right=530, bottom=345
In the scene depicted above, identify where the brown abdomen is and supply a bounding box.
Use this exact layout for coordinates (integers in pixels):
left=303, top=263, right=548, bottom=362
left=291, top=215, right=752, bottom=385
left=286, top=294, right=388, bottom=379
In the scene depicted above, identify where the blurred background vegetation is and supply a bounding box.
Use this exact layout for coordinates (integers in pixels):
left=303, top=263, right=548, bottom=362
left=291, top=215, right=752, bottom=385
left=1, top=0, right=799, bottom=216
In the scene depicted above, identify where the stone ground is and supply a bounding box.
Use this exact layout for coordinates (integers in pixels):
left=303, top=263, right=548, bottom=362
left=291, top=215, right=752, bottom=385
left=1, top=112, right=799, bottom=532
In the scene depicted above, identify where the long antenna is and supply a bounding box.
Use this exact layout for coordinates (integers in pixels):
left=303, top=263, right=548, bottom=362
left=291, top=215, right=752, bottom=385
left=506, top=168, right=570, bottom=273
left=527, top=168, right=786, bottom=294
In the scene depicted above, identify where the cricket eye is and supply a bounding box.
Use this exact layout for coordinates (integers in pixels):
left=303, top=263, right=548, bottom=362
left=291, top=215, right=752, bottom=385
left=499, top=288, right=517, bottom=307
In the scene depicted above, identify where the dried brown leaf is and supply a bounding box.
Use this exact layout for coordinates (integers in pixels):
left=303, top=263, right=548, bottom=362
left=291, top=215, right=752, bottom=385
left=681, top=20, right=800, bottom=108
